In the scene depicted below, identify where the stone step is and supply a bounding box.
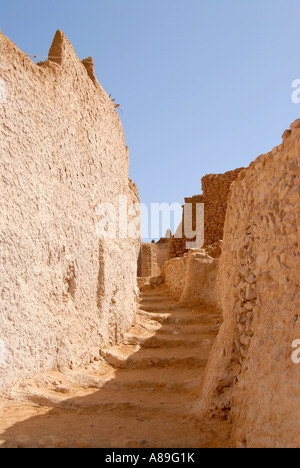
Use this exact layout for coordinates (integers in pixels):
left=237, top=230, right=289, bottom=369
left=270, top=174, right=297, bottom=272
left=19, top=386, right=198, bottom=413
left=153, top=322, right=221, bottom=336
left=124, top=331, right=215, bottom=349
left=140, top=296, right=176, bottom=304
left=0, top=284, right=229, bottom=450
left=103, top=367, right=204, bottom=392
left=138, top=309, right=207, bottom=325
left=100, top=344, right=211, bottom=370
left=139, top=292, right=173, bottom=300
left=139, top=302, right=180, bottom=312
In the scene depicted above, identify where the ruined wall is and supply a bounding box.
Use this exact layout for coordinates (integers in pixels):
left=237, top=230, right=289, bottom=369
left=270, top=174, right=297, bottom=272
left=138, top=238, right=170, bottom=278
left=170, top=169, right=243, bottom=259
left=162, top=256, right=188, bottom=300
left=169, top=195, right=204, bottom=258
left=163, top=248, right=218, bottom=307
left=168, top=235, right=186, bottom=259
left=138, top=243, right=161, bottom=278
left=199, top=121, right=300, bottom=448
left=180, top=251, right=217, bottom=308
left=202, top=168, right=244, bottom=246
left=156, top=241, right=170, bottom=272
left=0, top=31, right=140, bottom=392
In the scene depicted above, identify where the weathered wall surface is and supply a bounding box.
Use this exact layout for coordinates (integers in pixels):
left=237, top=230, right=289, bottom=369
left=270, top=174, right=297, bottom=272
left=0, top=31, right=140, bottom=392
left=162, top=256, right=188, bottom=300
left=169, top=195, right=204, bottom=258
left=199, top=121, right=300, bottom=448
left=138, top=243, right=161, bottom=278
left=163, top=249, right=217, bottom=306
left=202, top=168, right=244, bottom=247
left=180, top=251, right=217, bottom=308
left=156, top=239, right=170, bottom=272
left=169, top=235, right=186, bottom=259
left=170, top=169, right=243, bottom=259
left=138, top=239, right=170, bottom=278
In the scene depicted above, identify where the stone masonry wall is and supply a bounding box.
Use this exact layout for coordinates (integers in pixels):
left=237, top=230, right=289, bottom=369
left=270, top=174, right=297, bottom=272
left=138, top=243, right=161, bottom=278
left=155, top=238, right=170, bottom=272
left=169, top=195, right=204, bottom=258
left=202, top=168, right=244, bottom=246
left=199, top=121, right=300, bottom=448
left=0, top=31, right=140, bottom=392
left=170, top=170, right=243, bottom=259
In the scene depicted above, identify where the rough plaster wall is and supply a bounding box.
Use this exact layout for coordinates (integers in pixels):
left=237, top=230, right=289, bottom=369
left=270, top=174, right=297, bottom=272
left=199, top=121, right=300, bottom=448
left=138, top=244, right=161, bottom=278
left=156, top=243, right=170, bottom=271
left=138, top=242, right=169, bottom=278
left=163, top=250, right=217, bottom=307
left=180, top=251, right=217, bottom=308
left=162, top=257, right=188, bottom=300
left=0, top=31, right=140, bottom=392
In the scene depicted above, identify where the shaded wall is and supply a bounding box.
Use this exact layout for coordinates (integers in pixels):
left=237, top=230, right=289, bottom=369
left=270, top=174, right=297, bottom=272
left=202, top=168, right=244, bottom=246
left=138, top=241, right=170, bottom=278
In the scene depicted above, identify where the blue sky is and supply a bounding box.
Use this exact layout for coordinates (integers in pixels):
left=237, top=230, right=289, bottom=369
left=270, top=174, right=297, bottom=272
left=1, top=0, right=299, bottom=238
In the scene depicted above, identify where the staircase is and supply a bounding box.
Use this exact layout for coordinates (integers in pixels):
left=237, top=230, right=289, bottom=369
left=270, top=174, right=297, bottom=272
left=0, top=284, right=230, bottom=448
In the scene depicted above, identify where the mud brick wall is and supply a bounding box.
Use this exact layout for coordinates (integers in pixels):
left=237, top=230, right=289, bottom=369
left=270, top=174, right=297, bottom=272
left=163, top=250, right=217, bottom=307
left=169, top=195, right=204, bottom=258
left=138, top=243, right=161, bottom=278
left=162, top=256, right=188, bottom=300
left=0, top=31, right=140, bottom=392
left=199, top=120, right=300, bottom=448
left=170, top=169, right=244, bottom=259
left=202, top=168, right=244, bottom=247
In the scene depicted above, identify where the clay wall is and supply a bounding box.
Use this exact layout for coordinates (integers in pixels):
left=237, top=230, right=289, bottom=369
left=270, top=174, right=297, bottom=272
left=0, top=31, right=140, bottom=392
left=138, top=240, right=170, bottom=278
left=199, top=121, right=300, bottom=448
left=202, top=168, right=244, bottom=246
